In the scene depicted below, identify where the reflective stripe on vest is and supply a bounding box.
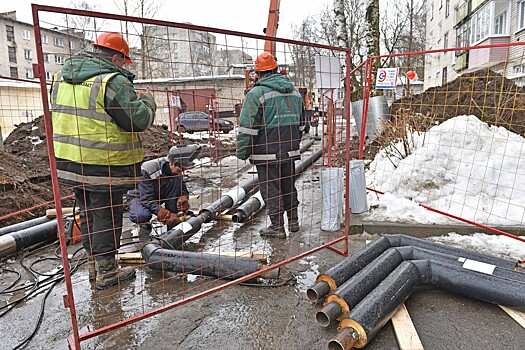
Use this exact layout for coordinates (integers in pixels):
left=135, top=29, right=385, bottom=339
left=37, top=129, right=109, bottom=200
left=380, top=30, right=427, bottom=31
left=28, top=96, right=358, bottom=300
left=51, top=71, right=143, bottom=166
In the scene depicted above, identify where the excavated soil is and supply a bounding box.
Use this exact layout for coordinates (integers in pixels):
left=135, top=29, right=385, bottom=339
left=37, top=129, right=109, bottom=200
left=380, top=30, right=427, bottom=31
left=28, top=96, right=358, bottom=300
left=391, top=68, right=525, bottom=135
left=0, top=115, right=235, bottom=227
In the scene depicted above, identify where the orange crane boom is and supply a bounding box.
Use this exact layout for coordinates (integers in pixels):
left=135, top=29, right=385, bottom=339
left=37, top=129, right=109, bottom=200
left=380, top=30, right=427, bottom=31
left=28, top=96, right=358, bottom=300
left=264, top=0, right=280, bottom=55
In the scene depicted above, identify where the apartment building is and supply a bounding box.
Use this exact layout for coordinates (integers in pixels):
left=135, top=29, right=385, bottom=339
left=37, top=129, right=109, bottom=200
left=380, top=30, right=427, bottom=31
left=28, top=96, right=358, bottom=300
left=131, top=25, right=218, bottom=79
left=0, top=11, right=87, bottom=82
left=425, top=0, right=525, bottom=89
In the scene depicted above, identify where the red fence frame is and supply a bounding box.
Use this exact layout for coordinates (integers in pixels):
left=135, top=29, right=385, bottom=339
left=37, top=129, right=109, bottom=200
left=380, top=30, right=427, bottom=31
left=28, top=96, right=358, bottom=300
left=31, top=4, right=352, bottom=349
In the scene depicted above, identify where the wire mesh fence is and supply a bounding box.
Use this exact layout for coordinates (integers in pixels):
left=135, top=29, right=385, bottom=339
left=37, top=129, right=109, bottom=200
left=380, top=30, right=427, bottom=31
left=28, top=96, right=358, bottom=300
left=0, top=5, right=354, bottom=348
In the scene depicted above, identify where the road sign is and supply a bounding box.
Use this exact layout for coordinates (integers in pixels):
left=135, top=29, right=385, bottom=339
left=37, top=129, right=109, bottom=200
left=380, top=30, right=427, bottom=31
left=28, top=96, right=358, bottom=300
left=375, top=68, right=399, bottom=89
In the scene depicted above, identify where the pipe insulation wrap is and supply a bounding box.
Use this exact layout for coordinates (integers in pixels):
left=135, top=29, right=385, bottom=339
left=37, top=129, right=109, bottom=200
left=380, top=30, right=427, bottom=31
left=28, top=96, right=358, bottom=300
left=0, top=216, right=53, bottom=236
left=223, top=187, right=246, bottom=208
left=0, top=219, right=58, bottom=258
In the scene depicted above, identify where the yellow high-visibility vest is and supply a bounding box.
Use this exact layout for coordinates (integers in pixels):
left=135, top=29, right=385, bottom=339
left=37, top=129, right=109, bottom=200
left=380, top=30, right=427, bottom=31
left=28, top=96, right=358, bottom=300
left=51, top=71, right=143, bottom=166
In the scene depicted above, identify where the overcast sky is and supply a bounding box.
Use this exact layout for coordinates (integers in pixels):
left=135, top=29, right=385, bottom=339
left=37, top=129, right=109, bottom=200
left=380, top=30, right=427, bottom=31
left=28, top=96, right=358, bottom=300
left=2, top=0, right=332, bottom=40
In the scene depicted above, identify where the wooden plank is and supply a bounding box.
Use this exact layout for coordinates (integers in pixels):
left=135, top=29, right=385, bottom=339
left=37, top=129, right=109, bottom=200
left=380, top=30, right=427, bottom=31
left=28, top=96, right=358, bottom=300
left=46, top=207, right=75, bottom=218
left=117, top=252, right=145, bottom=264
left=391, top=303, right=424, bottom=350
left=500, top=305, right=525, bottom=328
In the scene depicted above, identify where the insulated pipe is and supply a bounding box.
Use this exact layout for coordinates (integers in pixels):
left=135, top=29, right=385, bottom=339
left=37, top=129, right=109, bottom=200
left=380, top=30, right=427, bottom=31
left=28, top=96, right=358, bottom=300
left=308, top=234, right=518, bottom=302
left=330, top=261, right=422, bottom=350
left=144, top=245, right=279, bottom=280
left=330, top=259, right=525, bottom=350
left=307, top=238, right=391, bottom=302
left=232, top=192, right=265, bottom=223
left=317, top=245, right=525, bottom=327
left=0, top=219, right=58, bottom=258
left=0, top=216, right=53, bottom=236
left=317, top=248, right=404, bottom=327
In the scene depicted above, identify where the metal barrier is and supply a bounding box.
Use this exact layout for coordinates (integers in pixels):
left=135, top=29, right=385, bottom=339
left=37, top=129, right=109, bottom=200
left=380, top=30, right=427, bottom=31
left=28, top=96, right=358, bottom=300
left=28, top=5, right=351, bottom=349
left=356, top=42, right=525, bottom=244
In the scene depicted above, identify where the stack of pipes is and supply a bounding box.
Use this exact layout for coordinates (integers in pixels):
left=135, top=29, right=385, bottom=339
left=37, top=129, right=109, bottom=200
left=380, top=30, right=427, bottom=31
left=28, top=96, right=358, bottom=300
left=306, top=234, right=525, bottom=350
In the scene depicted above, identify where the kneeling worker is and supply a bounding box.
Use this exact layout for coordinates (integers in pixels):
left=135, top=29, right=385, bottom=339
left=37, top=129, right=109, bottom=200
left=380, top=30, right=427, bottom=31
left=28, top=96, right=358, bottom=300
left=128, top=146, right=191, bottom=232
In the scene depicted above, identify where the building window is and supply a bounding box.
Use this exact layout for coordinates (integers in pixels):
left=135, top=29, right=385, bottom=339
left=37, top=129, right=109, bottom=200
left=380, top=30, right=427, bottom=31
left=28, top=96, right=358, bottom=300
left=22, top=29, right=31, bottom=40
left=53, top=37, right=64, bottom=47
left=431, top=3, right=434, bottom=20
left=43, top=53, right=50, bottom=62
left=55, top=55, right=64, bottom=64
left=445, top=0, right=450, bottom=17
left=46, top=71, right=52, bottom=80
left=69, top=41, right=75, bottom=50
left=24, top=49, right=32, bottom=60
left=26, top=69, right=34, bottom=79
left=442, top=67, right=448, bottom=86
left=495, top=11, right=507, bottom=35
left=6, top=25, right=14, bottom=41
left=8, top=46, right=16, bottom=63
left=518, top=1, right=525, bottom=31
left=470, top=4, right=490, bottom=43
left=10, top=67, right=18, bottom=78
left=41, top=34, right=48, bottom=44
left=444, top=32, right=448, bottom=49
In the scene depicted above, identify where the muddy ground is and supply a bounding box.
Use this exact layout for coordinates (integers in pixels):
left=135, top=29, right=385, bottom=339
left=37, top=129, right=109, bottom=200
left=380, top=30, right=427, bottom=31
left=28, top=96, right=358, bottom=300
left=1, top=138, right=523, bottom=350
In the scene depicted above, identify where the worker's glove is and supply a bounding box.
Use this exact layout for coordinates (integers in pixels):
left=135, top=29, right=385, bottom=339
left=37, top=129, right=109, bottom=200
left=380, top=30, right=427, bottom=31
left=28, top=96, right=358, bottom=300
left=177, top=196, right=190, bottom=212
left=157, top=207, right=182, bottom=229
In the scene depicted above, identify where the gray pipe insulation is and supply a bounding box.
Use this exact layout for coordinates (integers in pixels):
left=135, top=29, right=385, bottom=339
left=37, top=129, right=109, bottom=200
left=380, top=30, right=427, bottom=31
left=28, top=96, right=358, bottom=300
left=307, top=234, right=519, bottom=302
left=0, top=219, right=58, bottom=258
left=0, top=215, right=53, bottom=236
left=329, top=258, right=525, bottom=350
left=316, top=245, right=525, bottom=327
left=142, top=142, right=322, bottom=278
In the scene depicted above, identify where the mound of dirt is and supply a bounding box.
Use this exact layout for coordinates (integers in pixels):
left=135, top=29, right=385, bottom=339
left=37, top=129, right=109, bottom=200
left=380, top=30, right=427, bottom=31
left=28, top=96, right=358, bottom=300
left=0, top=115, right=236, bottom=227
left=391, top=68, right=525, bottom=135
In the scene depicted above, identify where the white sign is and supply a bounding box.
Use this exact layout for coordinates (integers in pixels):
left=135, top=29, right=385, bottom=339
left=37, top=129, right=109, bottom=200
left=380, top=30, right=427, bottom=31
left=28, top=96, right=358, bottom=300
left=170, top=95, right=181, bottom=108
left=314, top=55, right=342, bottom=89
left=375, top=68, right=399, bottom=89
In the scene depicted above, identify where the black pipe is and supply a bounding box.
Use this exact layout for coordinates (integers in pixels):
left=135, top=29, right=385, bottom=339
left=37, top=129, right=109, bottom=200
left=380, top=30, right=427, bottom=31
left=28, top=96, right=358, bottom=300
left=330, top=259, right=525, bottom=350
left=330, top=261, right=422, bottom=350
left=307, top=237, right=391, bottom=302
left=0, top=216, right=53, bottom=236
left=144, top=245, right=279, bottom=280
left=0, top=219, right=58, bottom=258
left=316, top=248, right=404, bottom=327
left=308, top=234, right=518, bottom=302
left=317, top=245, right=525, bottom=327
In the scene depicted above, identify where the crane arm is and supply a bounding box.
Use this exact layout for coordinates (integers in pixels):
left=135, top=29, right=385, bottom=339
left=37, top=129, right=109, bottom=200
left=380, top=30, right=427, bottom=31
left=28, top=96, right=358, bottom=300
left=264, top=0, right=280, bottom=56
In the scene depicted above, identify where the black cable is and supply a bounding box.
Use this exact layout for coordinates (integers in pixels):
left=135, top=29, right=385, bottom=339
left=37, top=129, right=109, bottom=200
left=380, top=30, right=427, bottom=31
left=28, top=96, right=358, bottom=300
left=0, top=267, right=21, bottom=293
left=239, top=273, right=296, bottom=288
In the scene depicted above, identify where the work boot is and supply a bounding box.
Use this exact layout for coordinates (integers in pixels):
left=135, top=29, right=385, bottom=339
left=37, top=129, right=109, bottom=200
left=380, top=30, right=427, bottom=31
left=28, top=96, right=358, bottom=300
left=95, top=255, right=135, bottom=290
left=287, top=209, right=300, bottom=233
left=260, top=215, right=286, bottom=239
left=88, top=257, right=96, bottom=281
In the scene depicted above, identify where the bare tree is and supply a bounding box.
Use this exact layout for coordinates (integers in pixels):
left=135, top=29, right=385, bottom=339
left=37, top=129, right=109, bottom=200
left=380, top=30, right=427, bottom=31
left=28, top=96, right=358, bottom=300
left=64, top=1, right=105, bottom=45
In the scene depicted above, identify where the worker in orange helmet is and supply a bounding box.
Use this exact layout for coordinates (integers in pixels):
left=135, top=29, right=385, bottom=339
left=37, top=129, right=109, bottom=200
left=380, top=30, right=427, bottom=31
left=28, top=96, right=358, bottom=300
left=50, top=32, right=157, bottom=290
left=236, top=52, right=305, bottom=239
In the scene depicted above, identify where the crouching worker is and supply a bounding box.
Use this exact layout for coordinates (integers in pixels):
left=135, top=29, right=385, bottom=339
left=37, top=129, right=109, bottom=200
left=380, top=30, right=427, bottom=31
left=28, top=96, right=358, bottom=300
left=127, top=146, right=191, bottom=234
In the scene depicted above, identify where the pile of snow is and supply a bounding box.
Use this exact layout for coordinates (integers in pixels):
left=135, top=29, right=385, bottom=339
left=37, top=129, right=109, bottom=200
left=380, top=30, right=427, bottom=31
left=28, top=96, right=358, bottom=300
left=365, top=115, right=525, bottom=226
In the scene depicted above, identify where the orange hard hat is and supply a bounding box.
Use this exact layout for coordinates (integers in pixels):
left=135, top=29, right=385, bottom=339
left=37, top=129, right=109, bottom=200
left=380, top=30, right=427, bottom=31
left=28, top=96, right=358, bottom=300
left=93, top=32, right=132, bottom=64
left=254, top=52, right=278, bottom=72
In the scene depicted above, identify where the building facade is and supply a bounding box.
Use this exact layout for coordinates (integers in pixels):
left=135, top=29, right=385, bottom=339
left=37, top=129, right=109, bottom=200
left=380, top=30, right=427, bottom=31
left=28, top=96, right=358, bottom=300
left=425, top=0, right=524, bottom=89
left=0, top=11, right=87, bottom=82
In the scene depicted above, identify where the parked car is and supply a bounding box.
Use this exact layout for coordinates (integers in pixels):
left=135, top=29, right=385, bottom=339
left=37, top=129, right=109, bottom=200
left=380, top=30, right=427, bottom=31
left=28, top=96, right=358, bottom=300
left=176, top=111, right=234, bottom=134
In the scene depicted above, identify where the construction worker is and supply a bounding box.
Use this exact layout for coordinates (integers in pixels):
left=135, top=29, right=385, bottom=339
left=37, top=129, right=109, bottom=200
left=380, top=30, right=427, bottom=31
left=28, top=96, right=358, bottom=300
left=236, top=52, right=304, bottom=239
left=50, top=32, right=156, bottom=290
left=127, top=146, right=191, bottom=233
